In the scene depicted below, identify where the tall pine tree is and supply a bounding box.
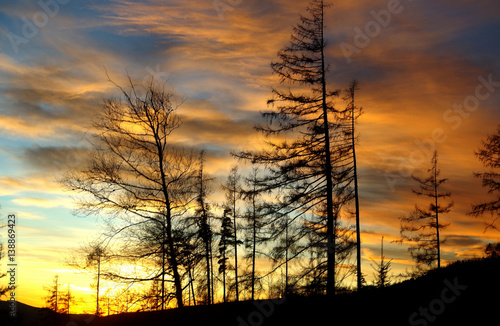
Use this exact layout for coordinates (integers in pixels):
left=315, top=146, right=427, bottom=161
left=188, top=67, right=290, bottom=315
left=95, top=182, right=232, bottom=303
left=218, top=209, right=235, bottom=303
left=194, top=151, right=214, bottom=304
left=236, top=0, right=340, bottom=295
left=396, top=151, right=453, bottom=269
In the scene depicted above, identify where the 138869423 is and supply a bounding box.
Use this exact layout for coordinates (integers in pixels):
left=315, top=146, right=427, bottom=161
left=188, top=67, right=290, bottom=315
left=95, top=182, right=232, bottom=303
left=7, top=214, right=16, bottom=261
left=7, top=214, right=17, bottom=318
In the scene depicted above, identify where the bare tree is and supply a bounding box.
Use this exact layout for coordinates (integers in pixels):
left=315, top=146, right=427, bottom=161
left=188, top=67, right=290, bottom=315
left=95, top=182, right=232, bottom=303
left=342, top=80, right=363, bottom=289
left=241, top=168, right=271, bottom=300
left=193, top=151, right=214, bottom=304
left=86, top=243, right=106, bottom=315
left=62, top=79, right=197, bottom=308
left=221, top=166, right=242, bottom=301
left=469, top=125, right=500, bottom=231
left=67, top=241, right=111, bottom=315
left=269, top=211, right=305, bottom=296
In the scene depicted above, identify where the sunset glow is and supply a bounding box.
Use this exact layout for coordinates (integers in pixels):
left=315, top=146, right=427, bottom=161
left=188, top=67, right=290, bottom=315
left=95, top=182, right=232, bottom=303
left=0, top=0, right=499, bottom=315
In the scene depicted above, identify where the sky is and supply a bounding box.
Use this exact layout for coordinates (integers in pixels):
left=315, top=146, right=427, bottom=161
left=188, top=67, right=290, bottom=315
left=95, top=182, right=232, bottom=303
left=0, top=0, right=500, bottom=312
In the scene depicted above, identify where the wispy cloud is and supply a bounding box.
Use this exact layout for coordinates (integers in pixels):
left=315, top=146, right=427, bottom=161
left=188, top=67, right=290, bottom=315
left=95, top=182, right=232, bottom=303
left=0, top=0, right=499, bottom=307
left=16, top=211, right=47, bottom=220
left=12, top=196, right=73, bottom=208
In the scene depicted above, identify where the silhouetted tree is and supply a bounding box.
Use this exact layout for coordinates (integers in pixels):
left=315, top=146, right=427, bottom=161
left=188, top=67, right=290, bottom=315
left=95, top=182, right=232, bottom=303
left=95, top=209, right=200, bottom=310
left=67, top=241, right=109, bottom=315
left=469, top=126, right=500, bottom=231
left=86, top=243, right=106, bottom=315
left=342, top=80, right=363, bottom=289
left=59, top=284, right=76, bottom=314
left=370, top=237, right=392, bottom=288
left=218, top=209, right=235, bottom=303
left=269, top=211, right=305, bottom=296
left=221, top=166, right=242, bottom=301
left=235, top=0, right=342, bottom=296
left=299, top=218, right=356, bottom=295
left=141, top=278, right=162, bottom=311
left=485, top=242, right=500, bottom=258
left=194, top=151, right=214, bottom=305
left=396, top=151, right=453, bottom=269
left=43, top=275, right=60, bottom=313
left=241, top=168, right=271, bottom=300
left=101, top=285, right=145, bottom=314
left=62, top=79, right=197, bottom=308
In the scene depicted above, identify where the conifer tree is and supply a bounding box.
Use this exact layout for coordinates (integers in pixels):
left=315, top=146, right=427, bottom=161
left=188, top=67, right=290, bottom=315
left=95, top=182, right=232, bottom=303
left=342, top=80, right=363, bottom=289
left=43, top=275, right=60, bottom=313
left=59, top=284, right=76, bottom=314
left=396, top=151, right=453, bottom=269
left=370, top=237, right=392, bottom=288
left=194, top=151, right=214, bottom=304
left=236, top=0, right=340, bottom=295
left=469, top=126, right=500, bottom=231
left=218, top=209, right=235, bottom=302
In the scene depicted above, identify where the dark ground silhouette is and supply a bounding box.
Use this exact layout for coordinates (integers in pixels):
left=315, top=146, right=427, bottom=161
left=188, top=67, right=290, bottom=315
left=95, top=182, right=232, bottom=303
left=2, top=257, right=499, bottom=326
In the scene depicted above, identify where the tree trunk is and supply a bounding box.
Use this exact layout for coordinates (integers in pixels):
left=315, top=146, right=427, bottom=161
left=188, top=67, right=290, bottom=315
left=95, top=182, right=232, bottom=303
left=285, top=215, right=289, bottom=295
left=251, top=185, right=257, bottom=300
left=351, top=82, right=362, bottom=290
left=434, top=155, right=441, bottom=269
left=161, top=224, right=166, bottom=310
left=222, top=251, right=227, bottom=303
left=200, top=203, right=211, bottom=304
left=55, top=276, right=59, bottom=314
left=204, top=221, right=211, bottom=304
left=210, top=245, right=214, bottom=304
left=156, top=131, right=184, bottom=308
left=96, top=261, right=100, bottom=315
left=319, top=2, right=335, bottom=296
left=198, top=156, right=212, bottom=304
left=166, top=212, right=184, bottom=308
left=233, top=183, right=239, bottom=301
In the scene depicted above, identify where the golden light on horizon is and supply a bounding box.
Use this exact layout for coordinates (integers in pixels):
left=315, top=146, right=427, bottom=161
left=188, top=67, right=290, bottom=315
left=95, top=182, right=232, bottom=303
left=0, top=1, right=499, bottom=322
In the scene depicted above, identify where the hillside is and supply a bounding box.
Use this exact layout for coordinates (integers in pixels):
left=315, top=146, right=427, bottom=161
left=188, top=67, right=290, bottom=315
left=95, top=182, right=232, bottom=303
left=2, top=257, right=499, bottom=326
